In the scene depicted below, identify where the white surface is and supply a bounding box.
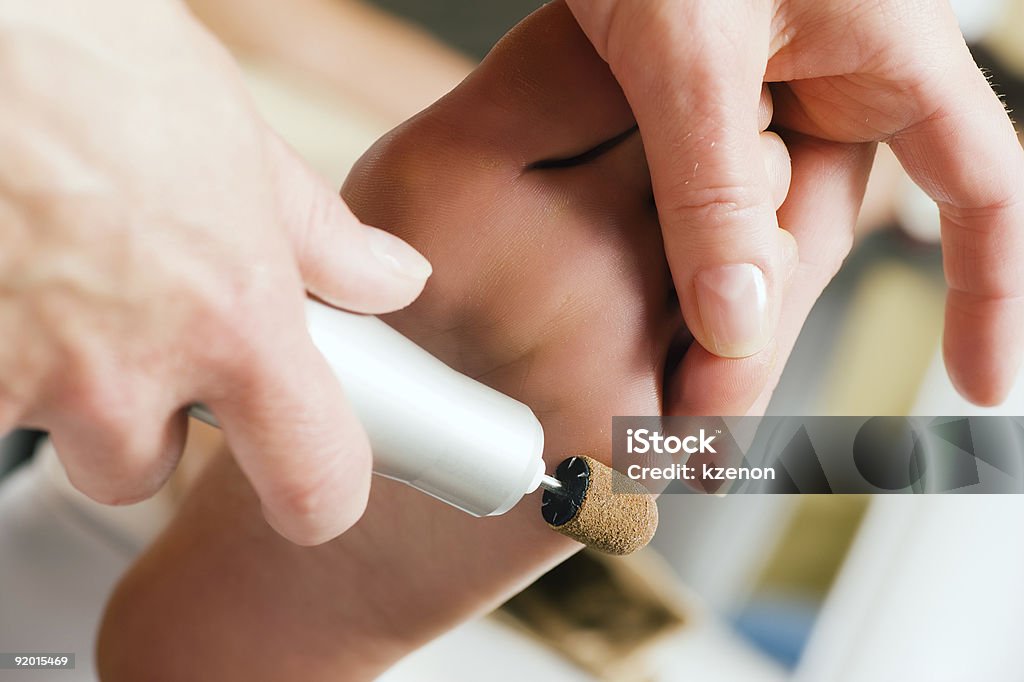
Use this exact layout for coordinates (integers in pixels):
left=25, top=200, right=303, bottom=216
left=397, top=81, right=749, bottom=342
left=796, top=347, right=1024, bottom=681
left=0, top=444, right=171, bottom=681
left=796, top=496, right=1024, bottom=682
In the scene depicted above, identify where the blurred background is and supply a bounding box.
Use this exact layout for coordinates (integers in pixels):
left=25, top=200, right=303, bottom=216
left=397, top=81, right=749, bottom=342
left=2, top=0, right=1024, bottom=680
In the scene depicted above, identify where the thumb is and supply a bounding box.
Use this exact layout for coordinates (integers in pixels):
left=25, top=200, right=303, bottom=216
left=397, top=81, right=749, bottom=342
left=268, top=134, right=432, bottom=314
left=572, top=1, right=789, bottom=358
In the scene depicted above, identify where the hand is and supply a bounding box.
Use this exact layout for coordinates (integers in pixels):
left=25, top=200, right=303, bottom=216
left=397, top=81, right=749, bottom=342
left=0, top=0, right=431, bottom=544
left=99, top=4, right=874, bottom=679
left=566, top=0, right=1024, bottom=407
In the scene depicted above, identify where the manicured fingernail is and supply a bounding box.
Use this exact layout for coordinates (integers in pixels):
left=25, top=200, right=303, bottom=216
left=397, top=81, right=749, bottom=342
left=694, top=263, right=770, bottom=358
left=367, top=228, right=432, bottom=280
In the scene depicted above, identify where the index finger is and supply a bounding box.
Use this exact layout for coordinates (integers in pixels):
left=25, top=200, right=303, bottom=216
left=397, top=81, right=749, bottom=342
left=572, top=1, right=793, bottom=361
left=200, top=302, right=372, bottom=546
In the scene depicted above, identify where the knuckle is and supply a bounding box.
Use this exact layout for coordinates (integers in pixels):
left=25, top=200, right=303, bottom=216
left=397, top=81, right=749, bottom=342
left=273, top=439, right=372, bottom=538
left=662, top=182, right=766, bottom=230
left=190, top=274, right=257, bottom=332
left=52, top=384, right=178, bottom=504
left=274, top=476, right=328, bottom=522
left=62, top=448, right=166, bottom=506
left=60, top=373, right=134, bottom=436
left=188, top=280, right=296, bottom=382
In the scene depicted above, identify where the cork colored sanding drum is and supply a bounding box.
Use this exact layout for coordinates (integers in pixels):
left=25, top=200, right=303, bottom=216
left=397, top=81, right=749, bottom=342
left=541, top=456, right=658, bottom=555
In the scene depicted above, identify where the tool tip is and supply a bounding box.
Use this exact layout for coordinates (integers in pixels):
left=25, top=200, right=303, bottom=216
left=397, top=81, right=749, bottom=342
left=541, top=456, right=658, bottom=555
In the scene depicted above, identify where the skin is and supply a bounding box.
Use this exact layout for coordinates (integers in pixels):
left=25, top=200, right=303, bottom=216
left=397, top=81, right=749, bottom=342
left=567, top=0, right=1024, bottom=407
left=0, top=0, right=432, bottom=545
left=98, top=4, right=875, bottom=680
left=2, top=0, right=1011, bottom=550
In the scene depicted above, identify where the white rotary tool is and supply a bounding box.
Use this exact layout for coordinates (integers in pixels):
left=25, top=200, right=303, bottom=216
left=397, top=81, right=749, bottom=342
left=191, top=299, right=657, bottom=554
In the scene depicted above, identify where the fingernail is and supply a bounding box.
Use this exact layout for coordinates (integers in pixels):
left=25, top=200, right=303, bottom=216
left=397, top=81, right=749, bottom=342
left=694, top=263, right=771, bottom=358
left=367, top=228, right=432, bottom=280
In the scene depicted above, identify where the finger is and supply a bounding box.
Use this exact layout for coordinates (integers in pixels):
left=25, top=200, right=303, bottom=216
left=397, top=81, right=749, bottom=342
left=49, top=405, right=189, bottom=505
left=670, top=135, right=876, bottom=415
left=885, top=59, right=1024, bottom=405
left=268, top=134, right=432, bottom=314
left=761, top=131, right=791, bottom=210
left=591, top=2, right=790, bottom=359
left=204, top=311, right=372, bottom=546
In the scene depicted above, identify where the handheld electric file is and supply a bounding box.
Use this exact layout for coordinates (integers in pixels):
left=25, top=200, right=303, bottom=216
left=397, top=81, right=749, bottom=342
left=191, top=299, right=657, bottom=554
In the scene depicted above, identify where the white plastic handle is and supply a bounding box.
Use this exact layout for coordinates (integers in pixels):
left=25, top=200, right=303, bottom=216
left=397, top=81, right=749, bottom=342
left=193, top=300, right=546, bottom=517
